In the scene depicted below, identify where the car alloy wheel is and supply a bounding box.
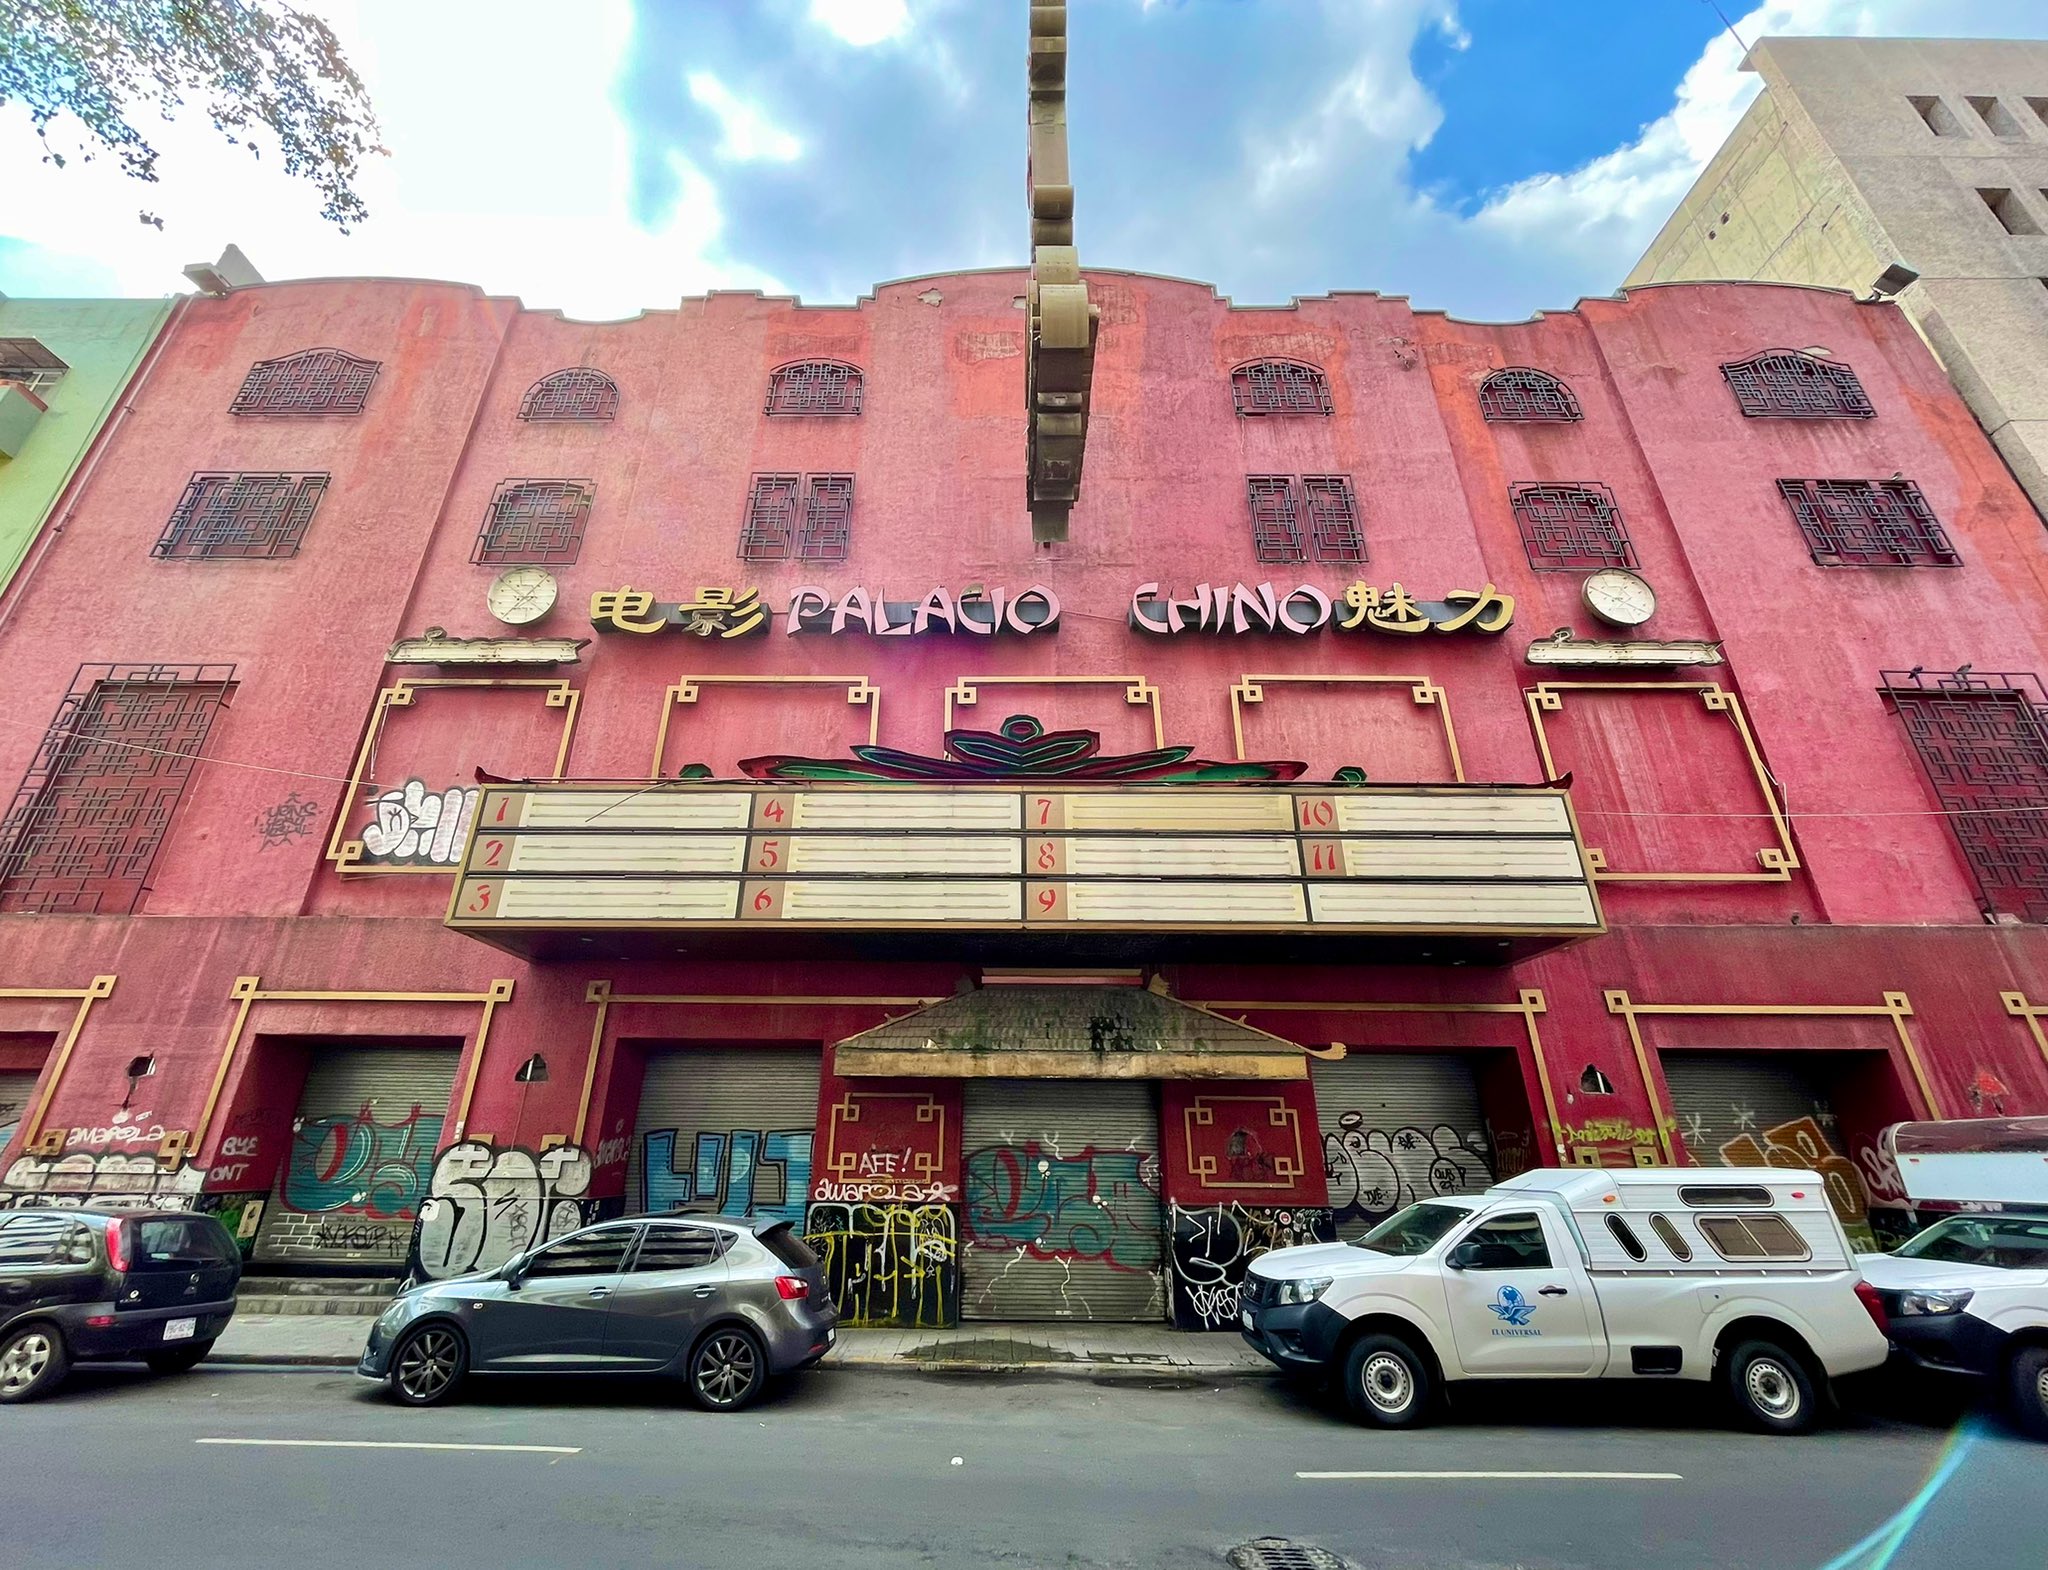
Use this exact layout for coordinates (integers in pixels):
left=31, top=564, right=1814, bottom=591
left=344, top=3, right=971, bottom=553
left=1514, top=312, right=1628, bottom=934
left=0, top=1331, right=55, bottom=1398
left=393, top=1328, right=463, bottom=1405
left=692, top=1330, right=762, bottom=1411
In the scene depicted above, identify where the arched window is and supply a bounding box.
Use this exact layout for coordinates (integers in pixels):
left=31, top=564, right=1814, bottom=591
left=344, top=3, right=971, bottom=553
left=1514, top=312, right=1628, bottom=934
left=1478, top=367, right=1582, bottom=423
left=766, top=361, right=863, bottom=416
left=1720, top=349, right=1876, bottom=419
left=519, top=368, right=619, bottom=422
left=1230, top=359, right=1331, bottom=416
left=231, top=349, right=379, bottom=416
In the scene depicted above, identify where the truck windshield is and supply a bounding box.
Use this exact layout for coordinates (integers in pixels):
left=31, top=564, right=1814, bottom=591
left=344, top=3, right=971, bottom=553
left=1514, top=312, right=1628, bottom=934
left=1353, top=1200, right=1472, bottom=1256
left=1893, top=1215, right=2048, bottom=1270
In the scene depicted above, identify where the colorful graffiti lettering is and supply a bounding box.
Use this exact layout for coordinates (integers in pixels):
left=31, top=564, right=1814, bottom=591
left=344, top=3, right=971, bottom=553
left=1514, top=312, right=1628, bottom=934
left=643, top=1128, right=811, bottom=1226
left=1168, top=1202, right=1335, bottom=1330
left=962, top=1143, right=1163, bottom=1270
left=412, top=1140, right=597, bottom=1281
left=2, top=1151, right=204, bottom=1209
left=359, top=779, right=479, bottom=866
left=1323, top=1115, right=1493, bottom=1234
left=1718, top=1115, right=1873, bottom=1226
left=806, top=1202, right=958, bottom=1328
left=280, top=1104, right=442, bottom=1220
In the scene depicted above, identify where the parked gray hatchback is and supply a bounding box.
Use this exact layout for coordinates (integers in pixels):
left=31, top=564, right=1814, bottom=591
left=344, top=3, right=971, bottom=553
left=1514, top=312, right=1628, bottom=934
left=358, top=1215, right=838, bottom=1411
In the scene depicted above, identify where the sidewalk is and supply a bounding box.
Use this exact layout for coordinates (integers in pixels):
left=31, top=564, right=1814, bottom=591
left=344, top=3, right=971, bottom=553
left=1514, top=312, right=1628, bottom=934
left=211, top=1314, right=1276, bottom=1379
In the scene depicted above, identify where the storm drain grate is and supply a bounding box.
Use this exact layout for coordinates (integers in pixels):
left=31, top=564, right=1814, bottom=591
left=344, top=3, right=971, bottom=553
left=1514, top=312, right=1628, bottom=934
left=1226, top=1539, right=1352, bottom=1570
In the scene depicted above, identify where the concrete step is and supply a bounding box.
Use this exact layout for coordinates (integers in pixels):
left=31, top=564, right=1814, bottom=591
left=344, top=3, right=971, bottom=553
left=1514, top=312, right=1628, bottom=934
left=235, top=1276, right=398, bottom=1316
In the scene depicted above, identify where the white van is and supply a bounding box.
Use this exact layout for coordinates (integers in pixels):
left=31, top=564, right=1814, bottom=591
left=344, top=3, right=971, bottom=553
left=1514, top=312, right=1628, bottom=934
left=1241, top=1166, right=1890, bottom=1433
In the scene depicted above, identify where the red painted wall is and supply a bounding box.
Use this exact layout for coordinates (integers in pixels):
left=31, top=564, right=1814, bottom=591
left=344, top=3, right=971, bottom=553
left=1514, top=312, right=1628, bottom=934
left=4, top=270, right=2048, bottom=1210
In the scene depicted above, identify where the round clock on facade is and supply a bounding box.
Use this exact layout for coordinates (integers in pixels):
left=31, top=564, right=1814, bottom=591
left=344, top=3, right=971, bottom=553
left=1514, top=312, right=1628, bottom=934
left=486, top=566, right=558, bottom=626
left=1581, top=568, right=1655, bottom=628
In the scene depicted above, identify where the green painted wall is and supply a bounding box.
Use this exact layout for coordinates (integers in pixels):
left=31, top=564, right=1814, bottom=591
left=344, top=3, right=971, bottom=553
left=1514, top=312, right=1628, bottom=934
left=0, top=295, right=174, bottom=594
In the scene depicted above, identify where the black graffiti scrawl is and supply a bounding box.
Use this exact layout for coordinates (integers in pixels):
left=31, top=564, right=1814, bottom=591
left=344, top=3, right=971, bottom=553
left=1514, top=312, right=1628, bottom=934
left=1168, top=1202, right=1335, bottom=1330
left=806, top=1201, right=958, bottom=1329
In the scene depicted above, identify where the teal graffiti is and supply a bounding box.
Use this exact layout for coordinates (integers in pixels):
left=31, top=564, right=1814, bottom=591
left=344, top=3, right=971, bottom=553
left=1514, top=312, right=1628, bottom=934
left=964, top=1143, right=1162, bottom=1271
left=281, top=1104, right=442, bottom=1220
left=643, top=1128, right=811, bottom=1226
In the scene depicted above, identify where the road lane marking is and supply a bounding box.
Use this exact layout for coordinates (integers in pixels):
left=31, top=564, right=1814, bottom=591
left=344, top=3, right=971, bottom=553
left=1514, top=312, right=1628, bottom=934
left=1296, top=1470, right=1681, bottom=1481
left=196, top=1438, right=579, bottom=1455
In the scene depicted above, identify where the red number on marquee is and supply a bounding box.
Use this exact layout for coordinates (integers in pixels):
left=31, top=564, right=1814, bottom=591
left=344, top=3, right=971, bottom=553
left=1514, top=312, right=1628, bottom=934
left=756, top=839, right=781, bottom=870
left=762, top=799, right=786, bottom=823
left=752, top=888, right=775, bottom=913
left=493, top=796, right=509, bottom=823
left=1302, top=799, right=1334, bottom=829
left=1035, top=797, right=1052, bottom=826
left=1036, top=888, right=1058, bottom=912
left=482, top=839, right=505, bottom=868
left=1036, top=841, right=1056, bottom=871
left=465, top=884, right=494, bottom=914
left=1311, top=843, right=1333, bottom=872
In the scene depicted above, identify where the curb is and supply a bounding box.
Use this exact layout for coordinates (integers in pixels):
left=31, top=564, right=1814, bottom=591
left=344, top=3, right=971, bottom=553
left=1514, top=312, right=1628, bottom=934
left=206, top=1349, right=1276, bottom=1380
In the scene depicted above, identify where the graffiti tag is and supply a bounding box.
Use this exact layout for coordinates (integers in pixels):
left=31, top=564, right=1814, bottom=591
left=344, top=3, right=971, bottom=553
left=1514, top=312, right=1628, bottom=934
left=963, top=1143, right=1163, bottom=1270
left=359, top=779, right=480, bottom=866
left=413, top=1141, right=596, bottom=1281
left=643, top=1127, right=812, bottom=1226
left=1323, top=1115, right=1493, bottom=1234
left=1168, top=1202, right=1335, bottom=1330
left=806, top=1202, right=958, bottom=1328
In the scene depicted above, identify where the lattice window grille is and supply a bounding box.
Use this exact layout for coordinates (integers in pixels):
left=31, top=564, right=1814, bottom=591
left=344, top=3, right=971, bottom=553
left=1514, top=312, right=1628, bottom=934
left=474, top=480, right=594, bottom=565
left=766, top=361, right=863, bottom=416
left=1721, top=350, right=1876, bottom=420
left=739, top=474, right=853, bottom=561
left=1882, top=669, right=2048, bottom=921
left=154, top=473, right=329, bottom=559
left=1778, top=479, right=1958, bottom=567
left=1231, top=361, right=1332, bottom=417
left=1478, top=367, right=1582, bottom=423
left=0, top=664, right=235, bottom=915
left=519, top=369, right=619, bottom=421
left=1302, top=476, right=1367, bottom=562
left=1511, top=482, right=1637, bottom=571
left=801, top=474, right=854, bottom=559
left=1247, top=477, right=1307, bottom=563
left=230, top=349, right=379, bottom=416
left=0, top=336, right=68, bottom=394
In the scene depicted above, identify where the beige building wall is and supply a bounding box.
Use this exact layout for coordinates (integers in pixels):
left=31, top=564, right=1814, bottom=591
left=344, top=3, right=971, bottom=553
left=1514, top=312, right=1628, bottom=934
left=1629, top=37, right=2048, bottom=519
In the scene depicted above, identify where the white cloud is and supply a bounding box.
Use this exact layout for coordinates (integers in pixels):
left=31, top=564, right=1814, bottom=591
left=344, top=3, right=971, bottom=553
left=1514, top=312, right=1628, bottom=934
left=687, top=72, right=803, bottom=163
left=808, top=0, right=910, bottom=48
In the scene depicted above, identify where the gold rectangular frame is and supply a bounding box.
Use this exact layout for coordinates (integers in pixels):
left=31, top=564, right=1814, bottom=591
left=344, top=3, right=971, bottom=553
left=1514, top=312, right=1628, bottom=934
left=1230, top=674, right=1464, bottom=781
left=1524, top=680, right=1798, bottom=882
left=1999, top=991, right=2048, bottom=1075
left=0, top=975, right=116, bottom=1148
left=1604, top=987, right=1944, bottom=1164
left=1190, top=990, right=1564, bottom=1164
left=651, top=675, right=879, bottom=779
left=328, top=678, right=581, bottom=874
left=1184, top=1094, right=1309, bottom=1188
left=944, top=674, right=1162, bottom=747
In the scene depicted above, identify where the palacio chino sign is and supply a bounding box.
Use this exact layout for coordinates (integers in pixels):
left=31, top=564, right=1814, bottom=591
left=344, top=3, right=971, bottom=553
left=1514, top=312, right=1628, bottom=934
left=588, top=581, right=1513, bottom=639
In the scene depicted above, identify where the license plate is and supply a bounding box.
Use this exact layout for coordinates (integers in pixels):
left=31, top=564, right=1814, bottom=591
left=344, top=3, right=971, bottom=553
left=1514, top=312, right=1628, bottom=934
left=1241, top=1310, right=1254, bottom=1331
left=163, top=1318, right=197, bottom=1342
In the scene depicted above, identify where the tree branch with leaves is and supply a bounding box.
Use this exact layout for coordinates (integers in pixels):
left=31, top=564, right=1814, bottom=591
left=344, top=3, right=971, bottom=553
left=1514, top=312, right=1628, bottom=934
left=1, top=0, right=384, bottom=230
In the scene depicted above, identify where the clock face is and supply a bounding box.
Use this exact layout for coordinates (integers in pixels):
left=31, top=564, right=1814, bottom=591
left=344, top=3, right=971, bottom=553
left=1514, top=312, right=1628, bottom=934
left=1581, top=568, right=1655, bottom=629
left=487, top=566, right=558, bottom=626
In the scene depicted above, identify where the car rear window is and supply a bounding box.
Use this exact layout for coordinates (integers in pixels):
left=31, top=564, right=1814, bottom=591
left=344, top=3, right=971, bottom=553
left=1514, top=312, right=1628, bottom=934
left=0, top=1215, right=95, bottom=1268
left=132, top=1217, right=239, bottom=1268
left=1697, top=1213, right=1811, bottom=1262
left=756, top=1222, right=820, bottom=1270
left=631, top=1224, right=728, bottom=1272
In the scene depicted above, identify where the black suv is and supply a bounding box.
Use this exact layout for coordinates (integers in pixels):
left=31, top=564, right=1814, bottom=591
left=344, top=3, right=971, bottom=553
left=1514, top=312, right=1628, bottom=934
left=0, top=1208, right=242, bottom=1402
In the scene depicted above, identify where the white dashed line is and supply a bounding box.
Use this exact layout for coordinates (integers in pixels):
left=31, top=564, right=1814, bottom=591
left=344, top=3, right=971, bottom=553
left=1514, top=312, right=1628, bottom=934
left=195, top=1438, right=580, bottom=1455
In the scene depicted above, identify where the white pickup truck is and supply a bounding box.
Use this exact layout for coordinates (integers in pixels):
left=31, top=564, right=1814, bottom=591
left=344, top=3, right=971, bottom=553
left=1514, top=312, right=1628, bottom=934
left=1241, top=1166, right=1890, bottom=1433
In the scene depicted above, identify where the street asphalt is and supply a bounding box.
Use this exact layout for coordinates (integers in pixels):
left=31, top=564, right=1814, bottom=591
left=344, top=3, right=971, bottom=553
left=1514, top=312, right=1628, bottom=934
left=0, top=1361, right=2040, bottom=1570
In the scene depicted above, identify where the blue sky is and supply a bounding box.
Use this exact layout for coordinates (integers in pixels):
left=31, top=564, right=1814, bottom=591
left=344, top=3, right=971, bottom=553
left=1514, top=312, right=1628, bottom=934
left=4, top=1, right=2047, bottom=320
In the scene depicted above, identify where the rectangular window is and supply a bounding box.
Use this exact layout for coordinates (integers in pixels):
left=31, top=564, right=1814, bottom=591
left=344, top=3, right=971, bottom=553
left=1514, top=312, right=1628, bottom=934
left=1510, top=482, right=1637, bottom=571
left=1458, top=1213, right=1553, bottom=1270
left=1883, top=670, right=2048, bottom=922
left=1979, top=187, right=2041, bottom=235
left=525, top=1229, right=634, bottom=1278
left=1967, top=95, right=2022, bottom=137
left=1245, top=476, right=1365, bottom=564
left=1777, top=479, right=1958, bottom=567
left=631, top=1224, right=726, bottom=1272
left=0, top=337, right=69, bottom=394
left=0, top=664, right=235, bottom=915
left=738, top=473, right=853, bottom=562
left=1908, top=95, right=1964, bottom=136
left=154, top=472, right=328, bottom=559
left=1696, top=1214, right=1810, bottom=1262
left=473, top=479, right=593, bottom=565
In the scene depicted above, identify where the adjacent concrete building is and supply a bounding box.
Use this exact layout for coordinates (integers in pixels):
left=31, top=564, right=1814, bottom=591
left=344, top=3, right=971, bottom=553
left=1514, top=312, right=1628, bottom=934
left=1628, top=36, right=2048, bottom=521
left=0, top=296, right=176, bottom=592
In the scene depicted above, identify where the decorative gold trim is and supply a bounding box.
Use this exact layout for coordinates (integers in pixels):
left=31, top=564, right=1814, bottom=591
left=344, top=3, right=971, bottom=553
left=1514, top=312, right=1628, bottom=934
left=194, top=976, right=517, bottom=1153
left=824, top=1093, right=947, bottom=1183
left=2000, top=991, right=2048, bottom=1077
left=573, top=980, right=942, bottom=1143
left=652, top=675, right=878, bottom=779
left=1185, top=1095, right=1308, bottom=1187
left=1524, top=681, right=1798, bottom=883
left=1603, top=988, right=1943, bottom=1163
left=1230, top=674, right=1464, bottom=781
left=328, top=678, right=581, bottom=875
left=1190, top=990, right=1564, bottom=1163
left=0, top=975, right=117, bottom=1146
left=944, top=674, right=1161, bottom=747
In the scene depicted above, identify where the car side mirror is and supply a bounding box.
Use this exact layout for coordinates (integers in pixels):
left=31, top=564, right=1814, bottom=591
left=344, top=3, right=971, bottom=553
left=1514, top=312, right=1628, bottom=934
left=1446, top=1241, right=1482, bottom=1271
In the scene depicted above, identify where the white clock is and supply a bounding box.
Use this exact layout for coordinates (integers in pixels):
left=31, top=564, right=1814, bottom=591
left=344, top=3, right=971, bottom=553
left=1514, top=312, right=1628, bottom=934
left=486, top=566, right=558, bottom=626
left=1581, top=568, right=1655, bottom=629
